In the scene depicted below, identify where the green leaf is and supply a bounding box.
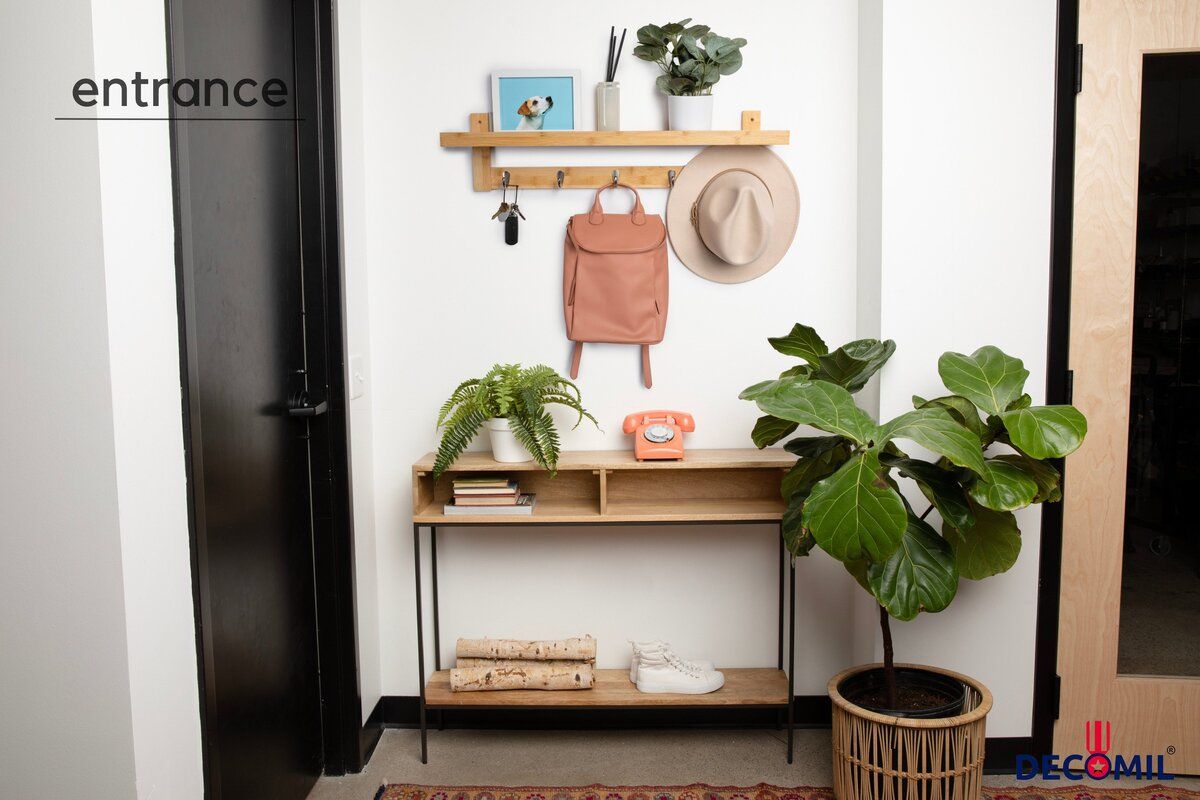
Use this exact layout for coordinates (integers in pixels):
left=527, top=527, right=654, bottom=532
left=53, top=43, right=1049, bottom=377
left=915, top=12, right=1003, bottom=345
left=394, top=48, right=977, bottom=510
left=716, top=49, right=743, bottom=75
left=655, top=74, right=672, bottom=93
left=781, top=444, right=849, bottom=500
left=844, top=559, right=872, bottom=593
left=767, top=323, right=828, bottom=364
left=813, top=339, right=897, bottom=392
left=938, top=346, right=1030, bottom=416
left=683, top=23, right=709, bottom=37
left=739, top=379, right=776, bottom=401
left=914, top=394, right=986, bottom=439
left=784, top=435, right=846, bottom=459
left=992, top=453, right=1061, bottom=503
left=751, top=380, right=878, bottom=445
left=944, top=503, right=1021, bottom=579
left=751, top=415, right=798, bottom=448
left=1008, top=393, right=1032, bottom=411
left=868, top=513, right=959, bottom=621
left=998, top=405, right=1088, bottom=459
left=633, top=44, right=666, bottom=62
left=878, top=453, right=974, bottom=530
left=678, top=33, right=703, bottom=59
left=967, top=458, right=1038, bottom=511
left=779, top=364, right=812, bottom=381
left=661, top=22, right=685, bottom=35
left=876, top=407, right=986, bottom=474
left=702, top=33, right=732, bottom=54
left=637, top=25, right=666, bottom=45
left=803, top=449, right=907, bottom=562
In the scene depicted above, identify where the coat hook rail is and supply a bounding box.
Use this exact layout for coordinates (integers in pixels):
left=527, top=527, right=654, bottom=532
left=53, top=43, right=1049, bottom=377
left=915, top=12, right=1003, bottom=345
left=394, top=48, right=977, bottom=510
left=451, top=110, right=782, bottom=191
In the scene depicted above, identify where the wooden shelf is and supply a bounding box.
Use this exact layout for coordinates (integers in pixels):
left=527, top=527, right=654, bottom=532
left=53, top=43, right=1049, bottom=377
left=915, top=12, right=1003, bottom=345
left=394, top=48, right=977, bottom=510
left=412, top=448, right=791, bottom=525
left=439, top=129, right=789, bottom=148
left=425, top=668, right=788, bottom=708
left=440, top=111, right=789, bottom=191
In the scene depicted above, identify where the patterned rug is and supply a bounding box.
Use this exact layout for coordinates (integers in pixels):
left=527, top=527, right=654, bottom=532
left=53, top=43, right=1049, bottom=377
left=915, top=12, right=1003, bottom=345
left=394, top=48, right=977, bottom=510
left=374, top=784, right=1200, bottom=800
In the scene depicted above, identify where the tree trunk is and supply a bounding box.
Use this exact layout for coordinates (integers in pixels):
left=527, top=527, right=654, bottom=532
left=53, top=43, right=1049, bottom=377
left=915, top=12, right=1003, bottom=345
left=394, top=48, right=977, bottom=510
left=450, top=663, right=594, bottom=692
left=456, top=658, right=591, bottom=669
left=455, top=636, right=596, bottom=661
left=880, top=604, right=898, bottom=709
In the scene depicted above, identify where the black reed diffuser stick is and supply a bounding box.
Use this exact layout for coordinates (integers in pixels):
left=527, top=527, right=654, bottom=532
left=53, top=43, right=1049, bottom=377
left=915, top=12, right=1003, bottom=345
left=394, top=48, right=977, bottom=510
left=612, top=27, right=627, bottom=81
left=605, top=26, right=615, bottom=82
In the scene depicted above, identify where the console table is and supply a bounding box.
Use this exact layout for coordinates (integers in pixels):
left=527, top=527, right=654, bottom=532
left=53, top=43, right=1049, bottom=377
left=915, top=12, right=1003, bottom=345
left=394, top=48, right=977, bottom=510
left=410, top=448, right=797, bottom=763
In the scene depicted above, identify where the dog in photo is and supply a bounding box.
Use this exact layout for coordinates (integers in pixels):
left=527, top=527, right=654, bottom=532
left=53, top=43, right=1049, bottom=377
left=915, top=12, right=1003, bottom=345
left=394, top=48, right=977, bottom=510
left=516, top=95, right=554, bottom=130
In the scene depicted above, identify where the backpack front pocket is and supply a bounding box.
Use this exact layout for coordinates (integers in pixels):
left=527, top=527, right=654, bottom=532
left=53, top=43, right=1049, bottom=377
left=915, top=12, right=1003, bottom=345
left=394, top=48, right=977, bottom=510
left=568, top=252, right=659, bottom=343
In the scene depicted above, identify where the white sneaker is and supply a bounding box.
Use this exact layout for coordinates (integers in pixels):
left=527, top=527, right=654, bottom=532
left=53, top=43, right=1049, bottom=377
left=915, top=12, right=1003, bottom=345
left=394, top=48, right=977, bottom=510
left=635, top=649, right=725, bottom=695
left=628, top=640, right=714, bottom=683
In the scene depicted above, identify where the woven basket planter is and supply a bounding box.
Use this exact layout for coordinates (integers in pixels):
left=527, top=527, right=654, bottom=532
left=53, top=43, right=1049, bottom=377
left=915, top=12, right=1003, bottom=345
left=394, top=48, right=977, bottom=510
left=829, top=663, right=993, bottom=800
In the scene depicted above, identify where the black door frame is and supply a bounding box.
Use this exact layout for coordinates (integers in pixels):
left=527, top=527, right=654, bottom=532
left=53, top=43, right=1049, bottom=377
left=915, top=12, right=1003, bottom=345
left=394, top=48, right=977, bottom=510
left=165, top=0, right=365, bottom=790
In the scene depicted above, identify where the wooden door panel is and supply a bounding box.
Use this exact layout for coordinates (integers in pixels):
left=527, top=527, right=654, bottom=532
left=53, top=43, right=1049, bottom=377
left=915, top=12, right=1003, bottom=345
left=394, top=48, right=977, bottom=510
left=1059, top=0, right=1200, bottom=773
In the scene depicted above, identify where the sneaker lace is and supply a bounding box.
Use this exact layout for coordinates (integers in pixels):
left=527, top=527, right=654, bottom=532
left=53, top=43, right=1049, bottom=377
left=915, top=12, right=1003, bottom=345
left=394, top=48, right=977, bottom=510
left=665, top=651, right=702, bottom=677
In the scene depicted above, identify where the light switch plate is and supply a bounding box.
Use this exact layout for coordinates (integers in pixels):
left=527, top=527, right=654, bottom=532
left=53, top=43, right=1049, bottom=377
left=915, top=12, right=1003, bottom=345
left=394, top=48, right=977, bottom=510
left=349, top=354, right=366, bottom=400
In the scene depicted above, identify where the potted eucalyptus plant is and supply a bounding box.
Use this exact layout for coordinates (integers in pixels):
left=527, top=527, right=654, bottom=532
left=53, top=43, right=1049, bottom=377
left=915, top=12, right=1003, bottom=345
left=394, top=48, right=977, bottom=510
left=433, top=363, right=596, bottom=478
left=633, top=19, right=746, bottom=130
left=742, top=323, right=1087, bottom=799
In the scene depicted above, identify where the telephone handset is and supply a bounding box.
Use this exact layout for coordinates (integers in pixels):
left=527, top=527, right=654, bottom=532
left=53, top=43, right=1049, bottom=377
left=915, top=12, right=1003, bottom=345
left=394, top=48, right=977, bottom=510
left=622, top=410, right=695, bottom=461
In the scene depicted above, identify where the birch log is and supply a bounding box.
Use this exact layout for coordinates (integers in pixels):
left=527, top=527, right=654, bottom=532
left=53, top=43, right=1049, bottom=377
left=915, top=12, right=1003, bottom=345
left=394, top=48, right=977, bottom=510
left=450, top=664, right=594, bottom=692
left=456, top=658, right=593, bottom=669
left=454, top=636, right=596, bottom=661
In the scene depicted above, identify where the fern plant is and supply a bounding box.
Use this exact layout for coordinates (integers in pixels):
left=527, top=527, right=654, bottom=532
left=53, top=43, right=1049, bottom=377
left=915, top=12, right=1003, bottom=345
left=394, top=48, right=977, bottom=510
left=433, top=364, right=598, bottom=479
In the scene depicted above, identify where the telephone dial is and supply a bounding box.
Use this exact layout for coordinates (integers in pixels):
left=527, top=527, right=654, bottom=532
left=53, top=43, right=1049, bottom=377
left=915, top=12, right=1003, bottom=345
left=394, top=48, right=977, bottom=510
left=622, top=410, right=695, bottom=461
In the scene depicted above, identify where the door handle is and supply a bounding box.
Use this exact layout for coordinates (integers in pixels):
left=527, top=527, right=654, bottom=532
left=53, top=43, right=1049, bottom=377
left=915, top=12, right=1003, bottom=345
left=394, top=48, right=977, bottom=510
left=287, top=390, right=328, bottom=417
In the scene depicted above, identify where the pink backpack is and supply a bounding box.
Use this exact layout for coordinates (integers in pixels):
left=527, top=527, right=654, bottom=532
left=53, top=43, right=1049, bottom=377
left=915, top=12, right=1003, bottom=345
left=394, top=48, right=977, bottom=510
left=563, top=184, right=669, bottom=388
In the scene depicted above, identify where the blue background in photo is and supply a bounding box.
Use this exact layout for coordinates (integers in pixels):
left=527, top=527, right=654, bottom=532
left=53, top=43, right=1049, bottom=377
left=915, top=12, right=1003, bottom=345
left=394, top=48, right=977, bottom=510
left=497, top=76, right=575, bottom=130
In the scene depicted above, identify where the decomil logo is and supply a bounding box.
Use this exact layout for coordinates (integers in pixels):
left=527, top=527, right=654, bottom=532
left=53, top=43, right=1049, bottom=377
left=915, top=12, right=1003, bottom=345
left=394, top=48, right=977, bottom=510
left=1015, top=721, right=1175, bottom=781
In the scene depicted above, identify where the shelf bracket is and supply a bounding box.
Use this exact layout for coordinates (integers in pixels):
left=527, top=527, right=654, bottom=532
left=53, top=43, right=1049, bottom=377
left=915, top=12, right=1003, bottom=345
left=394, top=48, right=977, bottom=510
left=458, top=110, right=772, bottom=191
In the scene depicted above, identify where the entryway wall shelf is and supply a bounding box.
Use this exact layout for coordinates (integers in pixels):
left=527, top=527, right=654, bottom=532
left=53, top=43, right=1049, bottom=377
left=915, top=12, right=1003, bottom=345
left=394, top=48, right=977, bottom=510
left=439, top=111, right=789, bottom=191
left=409, top=448, right=799, bottom=766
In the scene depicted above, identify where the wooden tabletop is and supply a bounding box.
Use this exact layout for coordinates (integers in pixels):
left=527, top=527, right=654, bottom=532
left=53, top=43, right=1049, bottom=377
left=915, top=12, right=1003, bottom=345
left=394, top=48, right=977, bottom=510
left=413, top=448, right=795, bottom=474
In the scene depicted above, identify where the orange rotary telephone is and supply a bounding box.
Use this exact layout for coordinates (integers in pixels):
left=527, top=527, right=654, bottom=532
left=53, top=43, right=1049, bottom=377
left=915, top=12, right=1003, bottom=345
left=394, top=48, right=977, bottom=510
left=622, top=410, right=695, bottom=460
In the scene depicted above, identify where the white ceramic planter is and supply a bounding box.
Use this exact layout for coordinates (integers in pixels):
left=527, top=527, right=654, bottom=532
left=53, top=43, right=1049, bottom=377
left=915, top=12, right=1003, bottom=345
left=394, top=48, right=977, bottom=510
left=486, top=417, right=533, bottom=463
left=667, top=94, right=714, bottom=131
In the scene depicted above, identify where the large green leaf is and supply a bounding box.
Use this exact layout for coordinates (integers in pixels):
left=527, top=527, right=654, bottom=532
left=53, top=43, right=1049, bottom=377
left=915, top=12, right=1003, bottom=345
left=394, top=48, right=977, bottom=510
left=878, top=453, right=974, bottom=530
left=751, top=380, right=877, bottom=445
left=992, top=453, right=1061, bottom=503
left=751, top=415, right=797, bottom=448
left=938, top=346, right=1030, bottom=416
left=784, top=435, right=846, bottom=458
left=781, top=445, right=849, bottom=500
left=998, top=405, right=1088, bottom=459
left=914, top=394, right=986, bottom=439
left=781, top=493, right=815, bottom=556
left=844, top=558, right=872, bottom=593
left=739, top=379, right=776, bottom=401
left=967, top=458, right=1038, bottom=511
left=875, top=407, right=986, bottom=474
left=768, top=323, right=828, bottom=364
left=802, top=450, right=907, bottom=562
left=813, top=339, right=897, bottom=392
left=868, top=514, right=959, bottom=621
left=944, top=503, right=1021, bottom=579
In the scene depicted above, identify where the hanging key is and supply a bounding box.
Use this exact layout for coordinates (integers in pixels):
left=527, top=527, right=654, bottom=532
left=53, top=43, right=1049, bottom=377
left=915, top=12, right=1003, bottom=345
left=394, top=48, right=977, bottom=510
left=505, top=186, right=522, bottom=245
left=491, top=200, right=510, bottom=220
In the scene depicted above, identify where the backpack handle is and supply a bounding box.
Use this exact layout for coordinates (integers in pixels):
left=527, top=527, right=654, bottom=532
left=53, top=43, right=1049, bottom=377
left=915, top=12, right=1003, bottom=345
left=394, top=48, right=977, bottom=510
left=588, top=183, right=647, bottom=226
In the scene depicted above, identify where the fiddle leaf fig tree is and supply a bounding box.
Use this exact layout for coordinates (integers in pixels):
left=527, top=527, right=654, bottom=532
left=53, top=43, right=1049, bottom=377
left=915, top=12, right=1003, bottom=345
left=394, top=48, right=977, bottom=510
left=741, top=323, right=1087, bottom=707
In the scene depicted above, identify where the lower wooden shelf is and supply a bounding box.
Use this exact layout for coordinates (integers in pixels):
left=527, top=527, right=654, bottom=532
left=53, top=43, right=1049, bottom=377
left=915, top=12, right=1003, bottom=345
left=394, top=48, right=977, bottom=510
left=425, top=668, right=788, bottom=709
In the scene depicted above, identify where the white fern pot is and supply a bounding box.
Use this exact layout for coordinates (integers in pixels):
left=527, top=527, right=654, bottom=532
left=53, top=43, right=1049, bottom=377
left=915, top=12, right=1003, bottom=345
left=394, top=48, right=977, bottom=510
left=486, top=417, right=533, bottom=463
left=667, top=94, right=714, bottom=131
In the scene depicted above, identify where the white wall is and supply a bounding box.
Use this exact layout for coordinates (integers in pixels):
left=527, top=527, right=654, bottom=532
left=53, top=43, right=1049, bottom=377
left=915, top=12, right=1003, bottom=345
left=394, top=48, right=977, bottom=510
left=357, top=0, right=863, bottom=696
left=90, top=0, right=206, bottom=794
left=0, top=2, right=138, bottom=796
left=874, top=0, right=1058, bottom=736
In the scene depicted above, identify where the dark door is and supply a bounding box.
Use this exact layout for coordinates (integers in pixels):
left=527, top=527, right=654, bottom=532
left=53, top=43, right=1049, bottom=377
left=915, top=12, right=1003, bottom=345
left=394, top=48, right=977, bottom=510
left=169, top=1, right=342, bottom=797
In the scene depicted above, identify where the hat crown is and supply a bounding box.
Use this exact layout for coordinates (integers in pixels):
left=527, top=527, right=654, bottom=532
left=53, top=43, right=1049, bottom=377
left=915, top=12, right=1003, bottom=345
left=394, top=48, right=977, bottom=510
left=695, top=170, right=774, bottom=267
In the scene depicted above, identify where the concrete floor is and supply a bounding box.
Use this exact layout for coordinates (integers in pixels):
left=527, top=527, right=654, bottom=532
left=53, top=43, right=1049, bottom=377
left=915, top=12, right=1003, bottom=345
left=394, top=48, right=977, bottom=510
left=306, top=728, right=1200, bottom=800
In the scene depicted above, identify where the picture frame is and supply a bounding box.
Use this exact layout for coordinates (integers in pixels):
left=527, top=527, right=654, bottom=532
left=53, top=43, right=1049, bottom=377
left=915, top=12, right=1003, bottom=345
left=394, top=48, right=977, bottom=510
left=490, top=69, right=582, bottom=132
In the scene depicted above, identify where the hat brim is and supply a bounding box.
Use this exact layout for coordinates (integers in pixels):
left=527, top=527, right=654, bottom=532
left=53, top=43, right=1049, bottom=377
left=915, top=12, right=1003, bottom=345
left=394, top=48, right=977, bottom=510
left=666, top=146, right=799, bottom=284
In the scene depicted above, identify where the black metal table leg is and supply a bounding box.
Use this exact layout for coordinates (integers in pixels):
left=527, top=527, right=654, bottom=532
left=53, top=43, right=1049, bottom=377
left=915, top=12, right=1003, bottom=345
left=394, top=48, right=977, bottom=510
left=777, top=534, right=784, bottom=670
left=413, top=523, right=428, bottom=764
left=787, top=532, right=796, bottom=764
left=430, top=526, right=444, bottom=731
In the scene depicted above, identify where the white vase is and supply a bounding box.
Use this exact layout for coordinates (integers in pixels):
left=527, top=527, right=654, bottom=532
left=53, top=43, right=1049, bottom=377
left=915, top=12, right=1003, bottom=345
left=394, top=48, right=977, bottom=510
left=486, top=417, right=533, bottom=463
left=667, top=94, right=714, bottom=131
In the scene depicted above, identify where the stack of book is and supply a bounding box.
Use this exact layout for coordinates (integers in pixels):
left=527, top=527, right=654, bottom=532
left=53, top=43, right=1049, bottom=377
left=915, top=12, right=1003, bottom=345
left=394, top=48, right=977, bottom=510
left=443, top=475, right=536, bottom=516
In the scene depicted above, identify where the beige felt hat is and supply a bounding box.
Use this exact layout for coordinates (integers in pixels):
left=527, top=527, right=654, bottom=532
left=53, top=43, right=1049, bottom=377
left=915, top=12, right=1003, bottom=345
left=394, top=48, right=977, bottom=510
left=666, top=146, right=800, bottom=284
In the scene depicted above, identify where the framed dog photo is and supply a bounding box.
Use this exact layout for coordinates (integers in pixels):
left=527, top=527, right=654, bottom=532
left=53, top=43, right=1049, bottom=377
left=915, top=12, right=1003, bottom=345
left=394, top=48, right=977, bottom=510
left=491, top=70, right=581, bottom=132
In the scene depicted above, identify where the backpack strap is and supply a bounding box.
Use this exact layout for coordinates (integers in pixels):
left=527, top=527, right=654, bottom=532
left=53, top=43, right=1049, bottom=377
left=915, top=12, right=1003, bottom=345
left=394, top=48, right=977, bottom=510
left=641, top=345, right=652, bottom=388
left=588, top=183, right=647, bottom=226
left=570, top=341, right=584, bottom=379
